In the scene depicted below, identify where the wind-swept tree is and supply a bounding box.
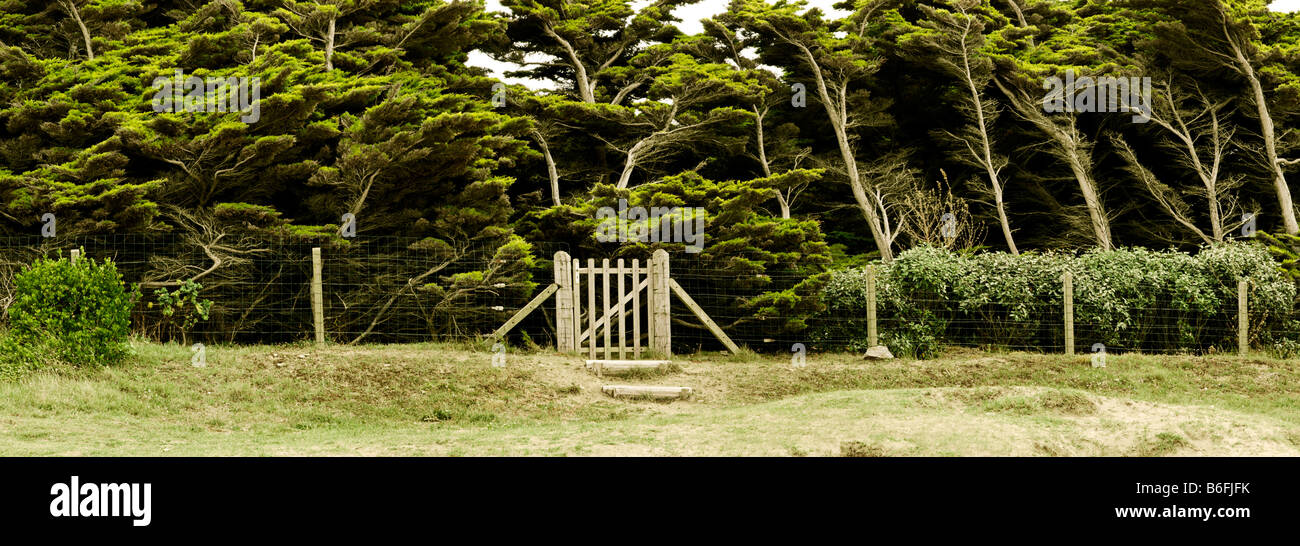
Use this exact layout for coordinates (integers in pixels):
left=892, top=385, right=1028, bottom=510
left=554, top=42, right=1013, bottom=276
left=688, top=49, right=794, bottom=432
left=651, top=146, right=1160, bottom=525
left=896, top=0, right=1018, bottom=253
left=1113, top=76, right=1245, bottom=244
left=494, top=0, right=694, bottom=104
left=731, top=0, right=900, bottom=261
left=597, top=45, right=761, bottom=189
left=1134, top=0, right=1300, bottom=235
left=701, top=16, right=820, bottom=220
left=988, top=0, right=1123, bottom=250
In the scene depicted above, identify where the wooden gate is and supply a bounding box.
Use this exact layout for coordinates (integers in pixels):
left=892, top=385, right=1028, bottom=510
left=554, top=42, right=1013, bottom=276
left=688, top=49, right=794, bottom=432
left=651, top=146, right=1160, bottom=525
left=492, top=249, right=739, bottom=356
left=554, top=249, right=670, bottom=358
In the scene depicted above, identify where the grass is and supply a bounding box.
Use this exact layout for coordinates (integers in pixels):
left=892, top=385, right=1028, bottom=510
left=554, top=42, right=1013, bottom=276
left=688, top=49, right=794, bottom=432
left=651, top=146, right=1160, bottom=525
left=0, top=342, right=1297, bottom=456
left=1134, top=432, right=1193, bottom=457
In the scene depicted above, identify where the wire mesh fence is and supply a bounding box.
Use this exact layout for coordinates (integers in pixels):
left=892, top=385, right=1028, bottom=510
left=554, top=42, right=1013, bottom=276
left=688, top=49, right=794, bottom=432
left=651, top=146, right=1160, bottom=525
left=0, top=237, right=1295, bottom=356
left=670, top=259, right=1291, bottom=357
left=0, top=235, right=569, bottom=347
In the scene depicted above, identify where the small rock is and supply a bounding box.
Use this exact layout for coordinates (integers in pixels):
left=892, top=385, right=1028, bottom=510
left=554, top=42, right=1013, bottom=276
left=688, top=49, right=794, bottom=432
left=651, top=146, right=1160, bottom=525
left=862, top=345, right=894, bottom=360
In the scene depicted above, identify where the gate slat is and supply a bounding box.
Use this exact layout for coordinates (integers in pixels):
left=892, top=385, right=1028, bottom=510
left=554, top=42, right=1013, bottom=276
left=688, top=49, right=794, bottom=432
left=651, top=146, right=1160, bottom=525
left=632, top=259, right=641, bottom=359
left=617, top=258, right=626, bottom=359
left=572, top=260, right=581, bottom=354
left=587, top=258, right=596, bottom=359
left=602, top=258, right=611, bottom=359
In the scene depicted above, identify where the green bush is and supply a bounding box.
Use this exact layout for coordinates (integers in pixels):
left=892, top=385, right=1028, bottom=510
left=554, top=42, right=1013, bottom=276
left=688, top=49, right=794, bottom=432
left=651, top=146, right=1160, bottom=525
left=151, top=280, right=213, bottom=344
left=811, top=242, right=1295, bottom=355
left=2, top=251, right=139, bottom=371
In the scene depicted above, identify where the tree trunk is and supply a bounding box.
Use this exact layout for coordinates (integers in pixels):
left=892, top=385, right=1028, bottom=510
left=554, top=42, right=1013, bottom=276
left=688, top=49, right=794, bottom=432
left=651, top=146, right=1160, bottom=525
left=1065, top=150, right=1112, bottom=249
left=994, top=194, right=1016, bottom=253
left=325, top=17, right=336, bottom=71
left=959, top=27, right=1017, bottom=254
left=1005, top=0, right=1035, bottom=47
left=996, top=78, right=1111, bottom=250
left=1208, top=183, right=1224, bottom=242
left=545, top=25, right=594, bottom=103
left=799, top=47, right=893, bottom=261
left=1231, top=32, right=1298, bottom=234
left=535, top=132, right=561, bottom=206
left=62, top=0, right=95, bottom=60
left=616, top=144, right=639, bottom=190
left=753, top=106, right=790, bottom=218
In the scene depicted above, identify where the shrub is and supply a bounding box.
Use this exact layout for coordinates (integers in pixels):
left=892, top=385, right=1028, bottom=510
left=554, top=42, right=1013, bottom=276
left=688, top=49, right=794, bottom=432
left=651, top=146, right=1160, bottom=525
left=881, top=320, right=942, bottom=359
left=151, top=280, right=213, bottom=344
left=811, top=242, right=1295, bottom=355
left=3, top=251, right=139, bottom=369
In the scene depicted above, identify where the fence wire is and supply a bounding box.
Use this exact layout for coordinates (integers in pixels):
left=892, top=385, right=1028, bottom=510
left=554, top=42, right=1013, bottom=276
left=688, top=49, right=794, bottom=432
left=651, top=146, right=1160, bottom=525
left=0, top=238, right=1294, bottom=356
left=0, top=235, right=568, bottom=347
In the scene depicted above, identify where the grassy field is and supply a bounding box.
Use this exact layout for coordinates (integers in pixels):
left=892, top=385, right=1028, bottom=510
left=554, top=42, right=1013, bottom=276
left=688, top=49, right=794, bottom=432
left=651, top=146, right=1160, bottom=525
left=1, top=342, right=1298, bottom=456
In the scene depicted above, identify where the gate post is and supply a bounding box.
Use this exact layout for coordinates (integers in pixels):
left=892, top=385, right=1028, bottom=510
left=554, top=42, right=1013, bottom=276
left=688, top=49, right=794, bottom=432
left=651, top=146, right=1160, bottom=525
left=555, top=251, right=575, bottom=352
left=650, top=249, right=671, bottom=356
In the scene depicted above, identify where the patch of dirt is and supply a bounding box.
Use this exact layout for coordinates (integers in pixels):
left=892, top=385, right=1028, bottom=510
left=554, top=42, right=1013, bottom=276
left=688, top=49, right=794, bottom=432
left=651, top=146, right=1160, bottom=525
left=840, top=440, right=887, bottom=457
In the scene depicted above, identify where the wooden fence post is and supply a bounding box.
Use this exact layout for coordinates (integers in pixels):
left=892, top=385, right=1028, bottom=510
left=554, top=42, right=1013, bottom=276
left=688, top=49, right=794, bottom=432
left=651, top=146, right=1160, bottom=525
left=554, top=251, right=574, bottom=352
left=1063, top=272, right=1074, bottom=356
left=311, top=247, right=324, bottom=344
left=1238, top=278, right=1249, bottom=357
left=651, top=249, right=671, bottom=357
left=865, top=265, right=877, bottom=347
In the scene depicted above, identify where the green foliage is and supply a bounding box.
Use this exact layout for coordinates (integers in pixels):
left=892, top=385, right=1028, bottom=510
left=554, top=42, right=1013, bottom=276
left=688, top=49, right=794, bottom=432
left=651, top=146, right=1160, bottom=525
left=521, top=170, right=833, bottom=344
left=2, top=251, right=138, bottom=374
left=1256, top=231, right=1300, bottom=281
left=814, top=243, right=1294, bottom=355
left=6, top=0, right=1300, bottom=350
left=881, top=321, right=943, bottom=360
left=151, top=280, right=212, bottom=344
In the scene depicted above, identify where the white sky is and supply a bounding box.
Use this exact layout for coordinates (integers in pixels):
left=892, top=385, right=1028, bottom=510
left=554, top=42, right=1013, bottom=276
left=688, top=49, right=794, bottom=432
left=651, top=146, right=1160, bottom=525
left=467, top=0, right=848, bottom=87
left=468, top=0, right=1300, bottom=88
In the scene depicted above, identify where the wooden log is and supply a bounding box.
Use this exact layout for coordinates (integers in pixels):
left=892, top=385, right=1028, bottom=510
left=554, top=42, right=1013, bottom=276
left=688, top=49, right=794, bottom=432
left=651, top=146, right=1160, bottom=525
left=669, top=278, right=741, bottom=354
left=601, top=385, right=693, bottom=400
left=585, top=360, right=671, bottom=376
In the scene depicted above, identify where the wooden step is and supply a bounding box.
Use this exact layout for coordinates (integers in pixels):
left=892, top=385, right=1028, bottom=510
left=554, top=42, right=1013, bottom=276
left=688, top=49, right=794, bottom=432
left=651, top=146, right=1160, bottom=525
left=601, top=385, right=693, bottom=400
left=585, top=359, right=672, bottom=376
